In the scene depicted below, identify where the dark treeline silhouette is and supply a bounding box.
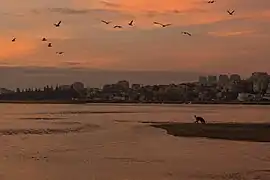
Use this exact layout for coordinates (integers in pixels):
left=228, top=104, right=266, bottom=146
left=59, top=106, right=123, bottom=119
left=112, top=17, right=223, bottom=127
left=0, top=85, right=85, bottom=101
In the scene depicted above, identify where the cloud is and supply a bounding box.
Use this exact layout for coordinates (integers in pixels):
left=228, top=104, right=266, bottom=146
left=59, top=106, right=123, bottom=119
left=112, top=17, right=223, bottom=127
left=208, top=30, right=255, bottom=37
left=100, top=1, right=122, bottom=8
left=64, top=61, right=82, bottom=66
left=48, top=7, right=91, bottom=14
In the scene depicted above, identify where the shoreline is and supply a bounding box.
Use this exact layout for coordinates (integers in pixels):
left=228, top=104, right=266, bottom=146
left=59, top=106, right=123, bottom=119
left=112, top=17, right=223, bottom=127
left=0, top=100, right=270, bottom=105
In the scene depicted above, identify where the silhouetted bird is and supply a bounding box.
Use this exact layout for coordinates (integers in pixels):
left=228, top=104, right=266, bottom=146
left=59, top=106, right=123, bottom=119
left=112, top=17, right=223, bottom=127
left=54, top=21, right=62, bottom=27
left=114, top=25, right=123, bottom=28
left=42, top=38, right=47, bottom=41
left=56, top=52, right=64, bottom=55
left=208, top=0, right=215, bottom=3
left=48, top=43, right=52, bottom=47
left=12, top=38, right=16, bottom=42
left=128, top=20, right=134, bottom=26
left=182, top=31, right=192, bottom=36
left=227, top=10, right=235, bottom=15
left=194, top=115, right=206, bottom=124
left=101, top=20, right=111, bottom=24
left=153, top=22, right=171, bottom=27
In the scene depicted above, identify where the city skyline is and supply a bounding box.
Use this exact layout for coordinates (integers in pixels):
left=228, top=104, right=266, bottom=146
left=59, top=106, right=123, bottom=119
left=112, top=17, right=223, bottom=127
left=0, top=0, right=270, bottom=75
left=1, top=71, right=270, bottom=104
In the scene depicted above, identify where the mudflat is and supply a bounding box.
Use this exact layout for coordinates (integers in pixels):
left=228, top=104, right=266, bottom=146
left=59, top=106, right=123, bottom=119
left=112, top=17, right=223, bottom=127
left=151, top=122, right=270, bottom=142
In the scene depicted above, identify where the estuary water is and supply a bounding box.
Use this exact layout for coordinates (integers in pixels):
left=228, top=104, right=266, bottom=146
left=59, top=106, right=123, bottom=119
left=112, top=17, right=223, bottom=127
left=0, top=103, right=269, bottom=180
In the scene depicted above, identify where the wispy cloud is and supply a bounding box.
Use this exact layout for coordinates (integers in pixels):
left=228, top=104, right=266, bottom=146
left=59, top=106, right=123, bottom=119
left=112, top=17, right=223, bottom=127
left=208, top=30, right=255, bottom=37
left=48, top=7, right=91, bottom=14
left=100, top=1, right=122, bottom=8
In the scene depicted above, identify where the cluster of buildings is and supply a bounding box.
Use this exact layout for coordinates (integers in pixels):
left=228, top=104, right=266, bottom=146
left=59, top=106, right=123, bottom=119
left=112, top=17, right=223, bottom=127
left=1, top=72, right=270, bottom=103
left=196, top=72, right=270, bottom=102
left=198, top=74, right=241, bottom=86
left=83, top=72, right=270, bottom=103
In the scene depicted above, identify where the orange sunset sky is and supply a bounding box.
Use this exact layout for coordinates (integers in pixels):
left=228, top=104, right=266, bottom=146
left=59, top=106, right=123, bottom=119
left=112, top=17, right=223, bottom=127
left=1, top=0, right=270, bottom=74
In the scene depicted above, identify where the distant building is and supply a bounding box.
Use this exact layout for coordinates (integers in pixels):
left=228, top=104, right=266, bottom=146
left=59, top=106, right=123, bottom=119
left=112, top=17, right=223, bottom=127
left=251, top=72, right=268, bottom=77
left=131, top=84, right=141, bottom=90
left=230, top=74, right=241, bottom=83
left=262, top=82, right=270, bottom=100
left=262, top=84, right=270, bottom=100
left=207, top=75, right=217, bottom=85
left=111, top=95, right=125, bottom=101
left=86, top=88, right=100, bottom=98
left=237, top=93, right=255, bottom=102
left=266, top=83, right=270, bottom=94
left=198, top=76, right=207, bottom=86
left=250, top=72, right=269, bottom=93
left=218, top=74, right=229, bottom=86
left=103, top=84, right=112, bottom=90
left=158, top=85, right=170, bottom=93
left=262, top=95, right=270, bottom=101
left=117, top=80, right=129, bottom=90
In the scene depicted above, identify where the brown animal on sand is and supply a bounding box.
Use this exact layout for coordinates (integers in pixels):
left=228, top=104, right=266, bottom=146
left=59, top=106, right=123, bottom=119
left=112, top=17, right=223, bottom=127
left=194, top=115, right=206, bottom=124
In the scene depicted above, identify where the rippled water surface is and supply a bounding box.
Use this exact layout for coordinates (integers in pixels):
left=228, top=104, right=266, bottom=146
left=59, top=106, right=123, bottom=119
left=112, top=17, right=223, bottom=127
left=0, top=104, right=269, bottom=180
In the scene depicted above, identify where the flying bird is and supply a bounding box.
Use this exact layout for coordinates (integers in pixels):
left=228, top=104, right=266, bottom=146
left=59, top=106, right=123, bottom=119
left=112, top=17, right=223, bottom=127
left=208, top=0, right=215, bottom=3
left=227, top=10, right=235, bottom=15
left=56, top=52, right=64, bottom=55
left=42, top=38, right=47, bottom=41
left=182, top=31, right=192, bottom=36
left=48, top=43, right=52, bottom=47
left=54, top=21, right=62, bottom=27
left=101, top=20, right=111, bottom=24
left=12, top=38, right=16, bottom=42
left=153, top=22, right=171, bottom=27
left=128, top=20, right=134, bottom=26
left=114, top=25, right=123, bottom=28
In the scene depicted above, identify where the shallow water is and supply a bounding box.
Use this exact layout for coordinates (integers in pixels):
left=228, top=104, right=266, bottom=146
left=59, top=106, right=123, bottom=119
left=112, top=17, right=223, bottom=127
left=0, top=104, right=269, bottom=180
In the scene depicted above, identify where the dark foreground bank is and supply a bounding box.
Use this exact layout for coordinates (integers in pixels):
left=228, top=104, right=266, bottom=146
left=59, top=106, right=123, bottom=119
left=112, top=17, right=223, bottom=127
left=1, top=100, right=270, bottom=105
left=151, top=123, right=270, bottom=142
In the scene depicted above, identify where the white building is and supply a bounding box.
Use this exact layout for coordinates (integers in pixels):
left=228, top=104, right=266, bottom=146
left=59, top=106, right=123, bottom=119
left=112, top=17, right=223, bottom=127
left=237, top=93, right=262, bottom=101
left=237, top=93, right=255, bottom=102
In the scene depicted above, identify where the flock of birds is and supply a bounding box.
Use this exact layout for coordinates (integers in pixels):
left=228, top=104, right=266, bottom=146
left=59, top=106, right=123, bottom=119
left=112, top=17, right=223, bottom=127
left=101, top=19, right=192, bottom=36
left=11, top=20, right=64, bottom=55
left=10, top=0, right=236, bottom=56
